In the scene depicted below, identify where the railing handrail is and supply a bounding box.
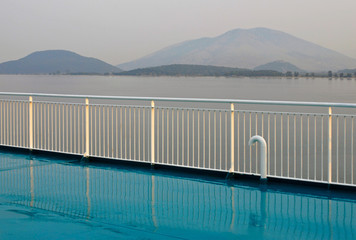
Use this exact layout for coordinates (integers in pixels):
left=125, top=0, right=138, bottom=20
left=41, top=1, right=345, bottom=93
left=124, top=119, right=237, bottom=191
left=0, top=92, right=356, bottom=108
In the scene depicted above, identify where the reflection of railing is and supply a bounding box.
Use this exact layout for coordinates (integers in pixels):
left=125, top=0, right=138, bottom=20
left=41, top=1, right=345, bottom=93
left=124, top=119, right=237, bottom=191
left=0, top=154, right=355, bottom=239
left=0, top=92, right=355, bottom=186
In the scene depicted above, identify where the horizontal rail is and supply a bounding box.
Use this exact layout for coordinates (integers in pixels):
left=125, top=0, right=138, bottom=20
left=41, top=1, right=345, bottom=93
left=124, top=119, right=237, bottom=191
left=0, top=92, right=356, bottom=108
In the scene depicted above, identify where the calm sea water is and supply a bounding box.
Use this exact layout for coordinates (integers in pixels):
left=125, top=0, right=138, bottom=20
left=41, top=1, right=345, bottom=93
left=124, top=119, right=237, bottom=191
left=0, top=75, right=356, bottom=102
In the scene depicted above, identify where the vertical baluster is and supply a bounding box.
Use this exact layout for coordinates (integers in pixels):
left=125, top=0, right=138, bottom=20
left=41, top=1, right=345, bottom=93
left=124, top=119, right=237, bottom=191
left=187, top=109, right=189, bottom=166
left=214, top=110, right=216, bottom=170
left=161, top=108, right=164, bottom=164
left=287, top=114, right=290, bottom=178
left=182, top=109, right=184, bottom=166
left=336, top=115, right=339, bottom=182
left=116, top=106, right=119, bottom=159
left=294, top=114, right=296, bottom=178
left=177, top=109, right=180, bottom=165
left=321, top=116, right=324, bottom=181
left=112, top=106, right=114, bottom=159
left=352, top=117, right=354, bottom=184
left=328, top=107, right=332, bottom=184
left=124, top=107, right=126, bottom=159
left=172, top=109, right=174, bottom=164
left=167, top=109, right=169, bottom=164
left=243, top=112, right=246, bottom=173
left=343, top=116, right=346, bottom=184
left=129, top=107, right=131, bottom=159
left=156, top=108, right=159, bottom=162
left=268, top=113, right=271, bottom=176
left=197, top=111, right=200, bottom=167
left=230, top=104, right=235, bottom=173
left=151, top=101, right=155, bottom=165
left=274, top=113, right=277, bottom=175
left=314, top=115, right=317, bottom=180
left=208, top=110, right=211, bottom=169
left=281, top=114, right=283, bottom=176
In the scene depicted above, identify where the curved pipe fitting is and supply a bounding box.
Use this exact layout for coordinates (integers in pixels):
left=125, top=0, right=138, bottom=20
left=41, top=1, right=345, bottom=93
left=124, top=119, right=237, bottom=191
left=249, top=135, right=267, bottom=180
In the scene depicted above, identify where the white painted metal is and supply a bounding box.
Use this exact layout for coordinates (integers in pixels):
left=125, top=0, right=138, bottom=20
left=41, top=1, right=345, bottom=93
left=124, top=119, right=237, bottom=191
left=249, top=135, right=267, bottom=180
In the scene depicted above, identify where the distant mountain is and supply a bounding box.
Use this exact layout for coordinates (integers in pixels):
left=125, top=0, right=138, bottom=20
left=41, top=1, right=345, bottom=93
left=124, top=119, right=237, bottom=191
left=117, top=64, right=283, bottom=77
left=254, top=60, right=304, bottom=73
left=0, top=50, right=122, bottom=74
left=117, top=28, right=356, bottom=72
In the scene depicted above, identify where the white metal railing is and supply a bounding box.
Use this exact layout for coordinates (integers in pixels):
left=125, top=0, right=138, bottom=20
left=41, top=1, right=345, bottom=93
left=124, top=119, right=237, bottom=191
left=0, top=92, right=355, bottom=187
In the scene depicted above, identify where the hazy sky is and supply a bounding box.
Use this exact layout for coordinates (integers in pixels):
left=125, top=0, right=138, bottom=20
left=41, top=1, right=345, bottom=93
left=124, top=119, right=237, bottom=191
left=1, top=0, right=356, bottom=65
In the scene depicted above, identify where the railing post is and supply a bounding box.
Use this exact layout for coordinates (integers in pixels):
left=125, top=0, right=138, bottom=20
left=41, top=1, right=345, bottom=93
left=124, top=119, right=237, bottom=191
left=29, top=96, right=33, bottom=150
left=328, top=107, right=332, bottom=183
left=151, top=100, right=155, bottom=165
left=84, top=98, right=90, bottom=157
left=230, top=103, right=235, bottom=173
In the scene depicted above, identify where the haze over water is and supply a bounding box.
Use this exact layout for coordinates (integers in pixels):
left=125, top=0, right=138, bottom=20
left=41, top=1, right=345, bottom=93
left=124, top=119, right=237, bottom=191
left=1, top=75, right=356, bottom=103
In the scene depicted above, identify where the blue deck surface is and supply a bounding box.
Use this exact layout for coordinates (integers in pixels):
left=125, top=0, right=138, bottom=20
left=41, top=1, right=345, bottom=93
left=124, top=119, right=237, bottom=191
left=0, top=150, right=355, bottom=240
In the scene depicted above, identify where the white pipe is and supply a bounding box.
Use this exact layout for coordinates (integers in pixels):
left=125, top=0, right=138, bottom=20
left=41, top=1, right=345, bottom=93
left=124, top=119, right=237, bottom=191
left=249, top=135, right=267, bottom=180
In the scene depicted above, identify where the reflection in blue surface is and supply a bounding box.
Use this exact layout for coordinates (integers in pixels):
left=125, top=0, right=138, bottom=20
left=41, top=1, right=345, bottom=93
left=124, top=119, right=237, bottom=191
left=0, top=151, right=355, bottom=239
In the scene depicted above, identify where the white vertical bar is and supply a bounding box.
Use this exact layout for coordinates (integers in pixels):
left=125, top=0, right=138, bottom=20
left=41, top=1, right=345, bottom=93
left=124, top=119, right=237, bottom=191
left=287, top=114, right=290, bottom=178
left=336, top=116, right=339, bottom=182
left=225, top=112, right=228, bottom=171
left=167, top=109, right=169, bottom=164
left=124, top=107, right=126, bottom=159
left=214, top=110, right=216, bottom=169
left=120, top=107, right=123, bottom=158
left=328, top=107, right=332, bottom=184
left=182, top=109, right=185, bottom=165
left=29, top=96, right=33, bottom=150
left=274, top=114, right=277, bottom=175
left=85, top=98, right=89, bottom=157
left=54, top=104, right=57, bottom=151
left=230, top=103, right=235, bottom=173
left=69, top=104, right=72, bottom=153
left=237, top=111, right=240, bottom=172
left=307, top=115, right=310, bottom=180
left=140, top=108, right=146, bottom=161
left=352, top=117, right=354, bottom=184
left=294, top=115, right=296, bottom=178
left=192, top=110, right=195, bottom=167
left=281, top=114, right=283, bottom=176
left=343, top=116, right=346, bottom=183
left=268, top=113, right=271, bottom=176
left=197, top=111, right=200, bottom=167
left=314, top=115, right=317, bottom=180
left=208, top=111, right=211, bottom=169
left=187, top=109, right=190, bottom=166
left=299, top=113, right=303, bottom=175
left=112, top=106, right=114, bottom=158
left=156, top=108, right=159, bottom=162
left=243, top=112, right=246, bottom=173
left=116, top=107, right=119, bottom=159
left=129, top=107, right=131, bottom=159
left=161, top=108, right=164, bottom=164
left=250, top=113, right=252, bottom=172
left=138, top=107, right=140, bottom=160
left=321, top=116, right=324, bottom=181
left=177, top=109, right=180, bottom=165
left=172, top=109, right=174, bottom=164
left=151, top=100, right=155, bottom=165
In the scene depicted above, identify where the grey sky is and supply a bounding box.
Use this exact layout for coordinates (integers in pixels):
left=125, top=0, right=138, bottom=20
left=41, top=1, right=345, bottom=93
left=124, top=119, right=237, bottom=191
left=1, top=0, right=355, bottom=65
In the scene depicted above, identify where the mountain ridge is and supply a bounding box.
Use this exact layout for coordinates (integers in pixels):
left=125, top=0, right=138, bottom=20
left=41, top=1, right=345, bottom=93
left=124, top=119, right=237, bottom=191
left=117, top=28, right=356, bottom=72
left=0, top=50, right=122, bottom=74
